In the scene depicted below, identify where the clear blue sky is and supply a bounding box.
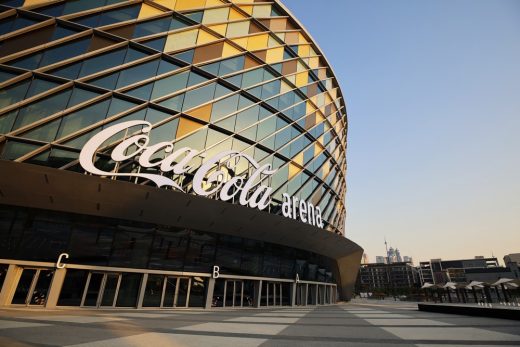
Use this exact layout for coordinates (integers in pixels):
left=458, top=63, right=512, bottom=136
left=283, top=0, right=520, bottom=264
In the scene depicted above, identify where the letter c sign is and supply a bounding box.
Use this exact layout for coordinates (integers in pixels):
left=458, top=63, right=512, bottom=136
left=212, top=265, right=220, bottom=279
left=56, top=253, right=69, bottom=269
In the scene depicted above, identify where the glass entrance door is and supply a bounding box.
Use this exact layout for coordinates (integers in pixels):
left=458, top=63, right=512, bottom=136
left=81, top=272, right=121, bottom=307
left=161, top=276, right=190, bottom=308
left=224, top=280, right=244, bottom=307
left=11, top=268, right=54, bottom=306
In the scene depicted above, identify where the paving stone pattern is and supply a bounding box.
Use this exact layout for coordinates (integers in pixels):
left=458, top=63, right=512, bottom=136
left=1, top=301, right=520, bottom=346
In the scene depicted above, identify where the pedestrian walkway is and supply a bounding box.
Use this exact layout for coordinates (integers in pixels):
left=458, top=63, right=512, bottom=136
left=1, top=301, right=520, bottom=346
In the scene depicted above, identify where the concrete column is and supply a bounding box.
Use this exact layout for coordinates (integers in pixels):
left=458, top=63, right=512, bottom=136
left=45, top=268, right=67, bottom=309
left=304, top=283, right=308, bottom=306
left=136, top=273, right=148, bottom=309
left=0, top=264, right=21, bottom=307
left=205, top=277, right=215, bottom=309
left=291, top=283, right=297, bottom=307
left=254, top=280, right=262, bottom=308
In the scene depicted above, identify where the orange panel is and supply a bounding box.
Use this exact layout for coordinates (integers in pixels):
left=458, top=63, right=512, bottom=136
left=187, top=103, right=213, bottom=122
left=176, top=117, right=204, bottom=138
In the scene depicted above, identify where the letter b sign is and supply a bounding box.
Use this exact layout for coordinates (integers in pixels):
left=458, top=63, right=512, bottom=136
left=212, top=265, right=220, bottom=279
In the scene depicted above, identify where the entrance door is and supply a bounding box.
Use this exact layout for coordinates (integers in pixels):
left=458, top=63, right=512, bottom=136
left=11, top=268, right=54, bottom=306
left=224, top=280, right=244, bottom=307
left=161, top=276, right=190, bottom=308
left=82, top=272, right=121, bottom=307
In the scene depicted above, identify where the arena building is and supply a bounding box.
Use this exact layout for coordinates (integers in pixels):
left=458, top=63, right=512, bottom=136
left=0, top=0, right=362, bottom=309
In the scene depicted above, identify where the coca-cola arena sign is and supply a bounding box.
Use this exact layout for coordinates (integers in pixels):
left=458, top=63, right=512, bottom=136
left=79, top=120, right=324, bottom=228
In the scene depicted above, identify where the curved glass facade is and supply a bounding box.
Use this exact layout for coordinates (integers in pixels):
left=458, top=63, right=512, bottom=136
left=0, top=0, right=347, bottom=234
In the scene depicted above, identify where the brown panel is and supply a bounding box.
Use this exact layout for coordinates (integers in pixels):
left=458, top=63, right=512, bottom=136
left=107, top=24, right=136, bottom=39
left=281, top=60, right=297, bottom=75
left=88, top=34, right=118, bottom=52
left=244, top=55, right=260, bottom=69
left=0, top=26, right=54, bottom=58
left=192, top=42, right=224, bottom=64
left=248, top=22, right=263, bottom=34
left=252, top=49, right=266, bottom=61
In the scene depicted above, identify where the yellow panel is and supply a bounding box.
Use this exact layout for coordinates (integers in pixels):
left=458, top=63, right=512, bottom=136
left=252, top=4, right=271, bottom=17
left=298, top=44, right=310, bottom=57
left=294, top=152, right=304, bottom=166
left=247, top=33, right=268, bottom=50
left=208, top=23, right=227, bottom=36
left=322, top=160, right=330, bottom=177
left=306, top=101, right=315, bottom=114
left=138, top=4, right=165, bottom=19
left=298, top=33, right=308, bottom=44
left=286, top=74, right=295, bottom=85
left=308, top=56, right=319, bottom=68
left=222, top=42, right=242, bottom=57
left=187, top=103, right=212, bottom=122
left=314, top=142, right=323, bottom=155
left=197, top=30, right=218, bottom=44
left=265, top=47, right=284, bottom=63
left=177, top=117, right=204, bottom=138
left=206, top=0, right=224, bottom=5
left=202, top=7, right=229, bottom=24
left=152, top=0, right=176, bottom=10
left=238, top=5, right=253, bottom=15
left=295, top=71, right=308, bottom=87
left=164, top=29, right=198, bottom=52
left=267, top=35, right=279, bottom=48
left=229, top=7, right=246, bottom=20
left=288, top=162, right=301, bottom=179
left=175, top=0, right=205, bottom=11
left=280, top=80, right=292, bottom=94
left=226, top=21, right=250, bottom=38
left=231, top=37, right=248, bottom=49
left=23, top=0, right=54, bottom=7
left=316, top=111, right=325, bottom=123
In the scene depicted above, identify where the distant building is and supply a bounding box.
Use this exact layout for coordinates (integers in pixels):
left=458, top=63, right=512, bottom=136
left=418, top=257, right=518, bottom=285
left=362, top=253, right=370, bottom=264
left=504, top=253, right=520, bottom=266
left=403, top=256, right=413, bottom=263
left=375, top=256, right=387, bottom=264
left=357, top=262, right=419, bottom=292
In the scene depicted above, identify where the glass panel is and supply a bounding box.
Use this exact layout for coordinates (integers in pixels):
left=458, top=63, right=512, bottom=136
left=143, top=275, right=164, bottom=307
left=188, top=277, right=206, bottom=308
left=116, top=59, right=160, bottom=88
left=0, top=79, right=30, bottom=109
left=100, top=274, right=118, bottom=306
left=115, top=273, right=141, bottom=307
left=176, top=278, right=189, bottom=307
left=83, top=273, right=103, bottom=306
left=225, top=280, right=233, bottom=307
left=151, top=71, right=189, bottom=100
left=162, top=276, right=177, bottom=308
left=29, top=270, right=54, bottom=306
left=57, top=269, right=89, bottom=306
left=13, top=89, right=72, bottom=130
left=0, top=265, right=8, bottom=291
left=11, top=269, right=36, bottom=305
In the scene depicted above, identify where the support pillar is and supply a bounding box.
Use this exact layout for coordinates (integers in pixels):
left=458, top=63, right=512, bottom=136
left=0, top=264, right=21, bottom=307
left=45, top=268, right=66, bottom=308
left=205, top=277, right=215, bottom=309
left=136, top=273, right=148, bottom=309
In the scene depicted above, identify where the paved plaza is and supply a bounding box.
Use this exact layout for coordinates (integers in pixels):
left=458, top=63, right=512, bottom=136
left=1, top=301, right=520, bottom=346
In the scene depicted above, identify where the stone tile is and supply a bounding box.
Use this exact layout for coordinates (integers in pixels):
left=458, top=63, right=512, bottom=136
left=25, top=315, right=127, bottom=324
left=383, top=326, right=520, bottom=341
left=65, top=332, right=267, bottom=347
left=365, top=318, right=452, bottom=326
left=0, top=319, right=51, bottom=329
left=179, top=322, right=290, bottom=335
left=227, top=316, right=300, bottom=323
